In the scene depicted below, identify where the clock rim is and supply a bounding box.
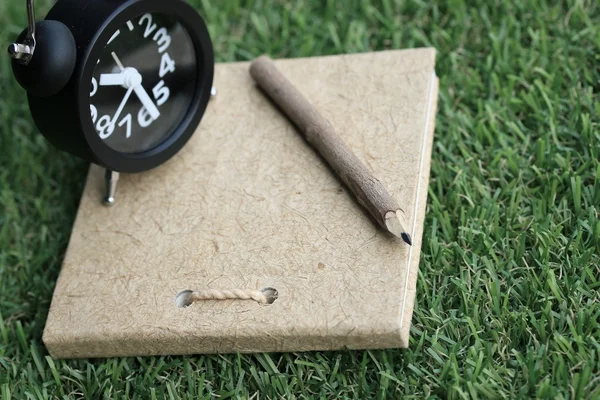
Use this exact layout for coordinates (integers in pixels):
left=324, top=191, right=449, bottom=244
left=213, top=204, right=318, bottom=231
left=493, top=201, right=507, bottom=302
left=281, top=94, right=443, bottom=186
left=77, top=0, right=214, bottom=173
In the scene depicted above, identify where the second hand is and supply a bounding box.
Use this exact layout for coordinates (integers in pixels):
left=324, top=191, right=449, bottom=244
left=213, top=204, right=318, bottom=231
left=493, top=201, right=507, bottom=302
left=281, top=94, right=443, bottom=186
left=110, top=86, right=134, bottom=128
left=109, top=51, right=160, bottom=120
left=111, top=51, right=125, bottom=71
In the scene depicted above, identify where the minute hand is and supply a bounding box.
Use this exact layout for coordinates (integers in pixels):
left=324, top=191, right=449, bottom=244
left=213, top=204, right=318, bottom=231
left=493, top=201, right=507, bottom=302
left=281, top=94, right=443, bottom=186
left=133, top=83, right=160, bottom=120
left=111, top=86, right=134, bottom=126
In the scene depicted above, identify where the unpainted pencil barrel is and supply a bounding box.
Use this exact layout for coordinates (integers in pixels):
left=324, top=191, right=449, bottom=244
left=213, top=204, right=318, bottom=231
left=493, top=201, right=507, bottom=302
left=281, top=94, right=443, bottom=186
left=250, top=55, right=408, bottom=241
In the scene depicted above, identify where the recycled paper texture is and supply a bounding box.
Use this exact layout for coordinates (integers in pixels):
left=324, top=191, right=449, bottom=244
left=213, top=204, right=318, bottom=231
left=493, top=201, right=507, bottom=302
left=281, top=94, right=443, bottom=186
left=44, top=49, right=439, bottom=358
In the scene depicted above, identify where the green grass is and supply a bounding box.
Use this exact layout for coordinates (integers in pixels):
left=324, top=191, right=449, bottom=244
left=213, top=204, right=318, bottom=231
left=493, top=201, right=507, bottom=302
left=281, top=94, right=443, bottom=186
left=1, top=0, right=599, bottom=398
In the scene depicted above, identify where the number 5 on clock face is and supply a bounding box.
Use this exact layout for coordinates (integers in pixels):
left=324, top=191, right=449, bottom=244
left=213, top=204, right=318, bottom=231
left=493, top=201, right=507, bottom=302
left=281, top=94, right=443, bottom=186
left=138, top=80, right=171, bottom=128
left=89, top=12, right=196, bottom=155
left=21, top=0, right=214, bottom=176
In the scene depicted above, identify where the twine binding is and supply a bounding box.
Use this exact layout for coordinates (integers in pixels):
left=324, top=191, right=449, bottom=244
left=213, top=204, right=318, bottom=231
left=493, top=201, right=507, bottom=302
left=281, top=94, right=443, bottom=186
left=177, top=288, right=278, bottom=307
left=191, top=289, right=268, bottom=304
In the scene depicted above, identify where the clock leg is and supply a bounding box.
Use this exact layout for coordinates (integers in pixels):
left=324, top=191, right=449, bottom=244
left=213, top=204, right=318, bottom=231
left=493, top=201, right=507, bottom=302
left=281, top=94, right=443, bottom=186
left=103, top=169, right=120, bottom=206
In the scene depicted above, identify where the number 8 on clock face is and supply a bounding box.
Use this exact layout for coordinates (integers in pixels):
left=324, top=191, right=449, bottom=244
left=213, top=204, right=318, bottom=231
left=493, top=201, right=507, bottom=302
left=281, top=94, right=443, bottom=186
left=89, top=13, right=196, bottom=154
left=23, top=0, right=214, bottom=174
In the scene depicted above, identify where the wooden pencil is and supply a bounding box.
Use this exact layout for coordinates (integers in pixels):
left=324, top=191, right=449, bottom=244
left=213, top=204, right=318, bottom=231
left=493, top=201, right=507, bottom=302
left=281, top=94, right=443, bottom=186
left=249, top=55, right=412, bottom=245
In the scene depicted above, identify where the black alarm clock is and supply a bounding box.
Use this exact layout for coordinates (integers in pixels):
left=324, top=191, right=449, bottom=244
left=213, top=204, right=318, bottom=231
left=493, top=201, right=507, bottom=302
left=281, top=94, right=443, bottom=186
left=9, top=0, right=215, bottom=205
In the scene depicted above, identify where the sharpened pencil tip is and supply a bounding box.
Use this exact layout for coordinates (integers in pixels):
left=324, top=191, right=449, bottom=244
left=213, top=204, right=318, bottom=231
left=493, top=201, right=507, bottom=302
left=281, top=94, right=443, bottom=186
left=384, top=211, right=412, bottom=245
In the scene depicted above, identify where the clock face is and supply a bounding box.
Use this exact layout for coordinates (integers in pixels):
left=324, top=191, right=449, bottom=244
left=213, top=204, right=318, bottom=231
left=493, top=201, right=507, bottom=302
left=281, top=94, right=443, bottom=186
left=89, top=13, right=197, bottom=154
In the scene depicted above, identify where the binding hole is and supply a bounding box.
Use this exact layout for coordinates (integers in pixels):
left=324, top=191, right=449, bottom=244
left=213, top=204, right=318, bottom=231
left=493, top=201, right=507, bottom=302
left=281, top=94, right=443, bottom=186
left=261, top=287, right=278, bottom=304
left=175, top=290, right=194, bottom=308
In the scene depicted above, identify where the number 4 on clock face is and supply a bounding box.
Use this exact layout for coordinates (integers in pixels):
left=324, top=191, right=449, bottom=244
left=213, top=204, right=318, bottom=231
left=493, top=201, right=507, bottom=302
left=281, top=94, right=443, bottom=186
left=20, top=0, right=215, bottom=187
left=87, top=10, right=182, bottom=147
left=136, top=53, right=175, bottom=128
left=90, top=54, right=176, bottom=139
left=160, top=53, right=175, bottom=78
left=137, top=54, right=175, bottom=128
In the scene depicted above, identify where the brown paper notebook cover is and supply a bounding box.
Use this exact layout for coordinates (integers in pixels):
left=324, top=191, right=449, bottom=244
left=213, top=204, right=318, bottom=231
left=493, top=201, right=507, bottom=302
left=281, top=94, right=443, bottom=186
left=43, top=49, right=439, bottom=358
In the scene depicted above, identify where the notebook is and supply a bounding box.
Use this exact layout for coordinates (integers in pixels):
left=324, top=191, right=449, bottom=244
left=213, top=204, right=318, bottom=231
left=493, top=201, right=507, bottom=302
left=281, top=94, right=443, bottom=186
left=43, top=49, right=439, bottom=358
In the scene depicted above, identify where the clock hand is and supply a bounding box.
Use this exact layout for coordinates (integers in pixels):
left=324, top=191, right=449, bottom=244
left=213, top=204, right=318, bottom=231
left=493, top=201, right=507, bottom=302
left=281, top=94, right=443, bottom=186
left=99, top=72, right=126, bottom=86
left=111, top=51, right=125, bottom=71
left=110, top=86, right=134, bottom=127
left=132, top=80, right=161, bottom=120
left=100, top=67, right=139, bottom=87
left=104, top=69, right=140, bottom=129
left=102, top=61, right=160, bottom=121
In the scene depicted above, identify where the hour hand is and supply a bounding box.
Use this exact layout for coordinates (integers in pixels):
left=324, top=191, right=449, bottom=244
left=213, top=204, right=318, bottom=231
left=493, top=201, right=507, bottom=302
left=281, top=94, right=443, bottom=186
left=133, top=85, right=160, bottom=120
left=99, top=73, right=126, bottom=86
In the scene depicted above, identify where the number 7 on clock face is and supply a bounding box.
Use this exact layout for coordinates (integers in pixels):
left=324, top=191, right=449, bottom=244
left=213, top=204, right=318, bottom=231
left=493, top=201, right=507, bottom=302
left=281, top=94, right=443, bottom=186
left=89, top=12, right=196, bottom=154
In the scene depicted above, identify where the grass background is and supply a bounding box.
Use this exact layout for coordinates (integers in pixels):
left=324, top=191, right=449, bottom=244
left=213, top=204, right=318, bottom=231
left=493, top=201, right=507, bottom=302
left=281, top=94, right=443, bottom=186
left=1, top=0, right=599, bottom=398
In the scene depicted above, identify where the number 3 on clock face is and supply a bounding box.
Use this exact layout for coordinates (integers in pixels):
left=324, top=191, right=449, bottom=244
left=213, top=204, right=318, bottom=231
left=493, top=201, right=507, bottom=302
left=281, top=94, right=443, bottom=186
left=23, top=0, right=214, bottom=174
left=89, top=12, right=196, bottom=155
